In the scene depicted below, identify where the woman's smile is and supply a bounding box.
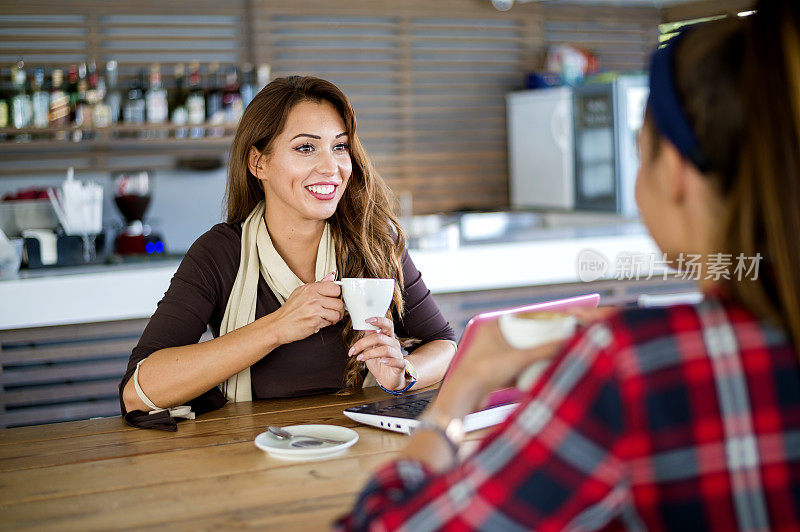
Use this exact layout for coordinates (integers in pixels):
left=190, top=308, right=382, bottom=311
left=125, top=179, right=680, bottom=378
left=304, top=182, right=338, bottom=201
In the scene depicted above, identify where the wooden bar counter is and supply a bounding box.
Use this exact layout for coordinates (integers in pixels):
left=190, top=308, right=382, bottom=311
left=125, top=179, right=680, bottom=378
left=0, top=387, right=471, bottom=531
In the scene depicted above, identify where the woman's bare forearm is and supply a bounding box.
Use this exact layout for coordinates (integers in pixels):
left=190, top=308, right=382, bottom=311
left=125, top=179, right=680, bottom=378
left=122, top=314, right=282, bottom=412
left=405, top=339, right=456, bottom=390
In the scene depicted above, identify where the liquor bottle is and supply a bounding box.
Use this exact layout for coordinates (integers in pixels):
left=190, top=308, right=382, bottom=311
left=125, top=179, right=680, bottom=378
left=76, top=62, right=90, bottom=125
left=49, top=69, right=69, bottom=140
left=205, top=62, right=225, bottom=136
left=145, top=63, right=168, bottom=124
left=104, top=60, right=122, bottom=124
left=222, top=66, right=242, bottom=124
left=145, top=63, right=168, bottom=139
left=66, top=64, right=79, bottom=123
left=86, top=60, right=99, bottom=111
left=11, top=60, right=32, bottom=130
left=0, top=88, right=8, bottom=130
left=85, top=60, right=106, bottom=133
left=92, top=75, right=111, bottom=129
left=123, top=70, right=146, bottom=131
left=72, top=63, right=91, bottom=141
left=31, top=66, right=50, bottom=128
left=170, top=63, right=189, bottom=139
left=240, top=63, right=256, bottom=110
left=0, top=85, right=9, bottom=141
left=186, top=62, right=205, bottom=139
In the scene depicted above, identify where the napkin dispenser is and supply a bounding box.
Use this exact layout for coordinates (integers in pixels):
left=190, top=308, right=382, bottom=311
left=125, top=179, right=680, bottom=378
left=23, top=232, right=105, bottom=268
left=22, top=167, right=107, bottom=269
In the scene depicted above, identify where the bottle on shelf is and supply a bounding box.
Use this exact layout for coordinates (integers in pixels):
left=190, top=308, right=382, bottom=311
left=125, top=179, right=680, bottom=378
left=186, top=61, right=205, bottom=139
left=0, top=85, right=8, bottom=139
left=91, top=60, right=112, bottom=129
left=73, top=62, right=91, bottom=141
left=11, top=60, right=32, bottom=142
left=206, top=62, right=225, bottom=136
left=104, top=60, right=122, bottom=125
left=145, top=63, right=168, bottom=123
left=145, top=63, right=168, bottom=139
left=49, top=68, right=69, bottom=140
left=122, top=70, right=147, bottom=138
left=240, top=63, right=256, bottom=110
left=31, top=66, right=50, bottom=129
left=170, top=63, right=189, bottom=139
left=85, top=60, right=99, bottom=110
left=11, top=60, right=32, bottom=128
left=66, top=64, right=79, bottom=124
left=222, top=66, right=243, bottom=124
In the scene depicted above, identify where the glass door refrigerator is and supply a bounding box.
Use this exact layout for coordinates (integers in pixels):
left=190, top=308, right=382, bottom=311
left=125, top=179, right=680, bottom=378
left=572, top=74, right=649, bottom=217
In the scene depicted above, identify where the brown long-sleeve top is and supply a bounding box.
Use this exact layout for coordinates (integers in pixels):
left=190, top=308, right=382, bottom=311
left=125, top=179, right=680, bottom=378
left=118, top=222, right=456, bottom=429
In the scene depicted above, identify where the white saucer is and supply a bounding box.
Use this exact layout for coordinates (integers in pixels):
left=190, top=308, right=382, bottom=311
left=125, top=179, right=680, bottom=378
left=254, top=424, right=359, bottom=461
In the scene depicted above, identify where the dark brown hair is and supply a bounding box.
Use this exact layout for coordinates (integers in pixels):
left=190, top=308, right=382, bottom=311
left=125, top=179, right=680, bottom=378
left=649, top=0, right=800, bottom=351
left=225, top=76, right=408, bottom=391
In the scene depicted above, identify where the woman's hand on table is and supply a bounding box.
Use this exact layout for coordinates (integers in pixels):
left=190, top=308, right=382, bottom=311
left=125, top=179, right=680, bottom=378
left=347, top=316, right=407, bottom=390
left=270, top=272, right=345, bottom=344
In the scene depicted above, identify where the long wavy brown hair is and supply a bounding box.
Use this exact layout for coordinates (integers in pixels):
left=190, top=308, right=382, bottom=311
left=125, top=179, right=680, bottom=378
left=225, top=75, right=408, bottom=391
left=646, top=0, right=800, bottom=355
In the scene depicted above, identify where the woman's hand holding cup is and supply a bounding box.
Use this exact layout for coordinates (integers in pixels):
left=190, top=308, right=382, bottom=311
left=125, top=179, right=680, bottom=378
left=435, top=320, right=565, bottom=420
left=347, top=316, right=406, bottom=390
left=271, top=272, right=345, bottom=344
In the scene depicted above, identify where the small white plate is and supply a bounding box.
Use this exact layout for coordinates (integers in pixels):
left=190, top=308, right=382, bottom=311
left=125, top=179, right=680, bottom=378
left=254, top=424, right=359, bottom=461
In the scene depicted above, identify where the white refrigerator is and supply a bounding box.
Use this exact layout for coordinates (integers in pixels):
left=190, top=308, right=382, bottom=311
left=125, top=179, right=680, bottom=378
left=506, top=77, right=648, bottom=217
left=506, top=87, right=574, bottom=210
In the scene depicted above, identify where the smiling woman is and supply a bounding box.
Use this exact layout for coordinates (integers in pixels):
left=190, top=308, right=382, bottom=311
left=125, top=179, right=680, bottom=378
left=118, top=76, right=456, bottom=430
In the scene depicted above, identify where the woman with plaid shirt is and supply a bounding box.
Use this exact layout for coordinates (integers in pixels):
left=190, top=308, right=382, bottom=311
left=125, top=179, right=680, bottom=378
left=337, top=0, right=800, bottom=529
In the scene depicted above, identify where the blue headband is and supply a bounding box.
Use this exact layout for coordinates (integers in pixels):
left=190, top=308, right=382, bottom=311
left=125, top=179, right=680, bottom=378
left=647, top=30, right=711, bottom=173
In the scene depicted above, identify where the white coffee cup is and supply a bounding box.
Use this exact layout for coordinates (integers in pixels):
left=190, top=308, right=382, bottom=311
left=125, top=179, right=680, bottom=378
left=497, top=311, right=578, bottom=391
left=333, top=278, right=396, bottom=331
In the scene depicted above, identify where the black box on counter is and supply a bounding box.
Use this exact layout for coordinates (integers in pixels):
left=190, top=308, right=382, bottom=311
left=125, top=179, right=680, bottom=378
left=23, top=234, right=106, bottom=268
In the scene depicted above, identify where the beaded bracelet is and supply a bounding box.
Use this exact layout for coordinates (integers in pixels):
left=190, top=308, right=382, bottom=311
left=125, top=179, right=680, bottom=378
left=377, top=358, right=417, bottom=395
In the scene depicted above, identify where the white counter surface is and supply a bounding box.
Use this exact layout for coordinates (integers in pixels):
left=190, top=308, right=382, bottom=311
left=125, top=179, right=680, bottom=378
left=0, top=222, right=661, bottom=330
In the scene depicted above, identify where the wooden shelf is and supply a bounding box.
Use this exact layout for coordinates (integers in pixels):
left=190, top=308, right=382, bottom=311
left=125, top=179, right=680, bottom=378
left=0, top=123, right=236, bottom=176
left=0, top=122, right=237, bottom=152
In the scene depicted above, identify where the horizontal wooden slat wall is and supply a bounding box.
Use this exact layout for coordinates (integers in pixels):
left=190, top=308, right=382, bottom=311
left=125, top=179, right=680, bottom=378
left=0, top=319, right=145, bottom=428
left=0, top=319, right=215, bottom=428
left=252, top=2, right=537, bottom=213
left=542, top=3, right=661, bottom=73
left=0, top=0, right=661, bottom=215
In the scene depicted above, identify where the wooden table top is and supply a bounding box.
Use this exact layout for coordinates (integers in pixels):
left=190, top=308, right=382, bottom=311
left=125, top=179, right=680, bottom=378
left=0, top=386, right=483, bottom=531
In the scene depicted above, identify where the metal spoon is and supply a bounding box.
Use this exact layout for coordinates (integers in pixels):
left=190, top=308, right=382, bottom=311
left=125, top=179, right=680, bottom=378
left=267, top=426, right=346, bottom=447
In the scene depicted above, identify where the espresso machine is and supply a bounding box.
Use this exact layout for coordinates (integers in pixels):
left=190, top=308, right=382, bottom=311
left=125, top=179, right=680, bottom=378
left=113, top=170, right=165, bottom=256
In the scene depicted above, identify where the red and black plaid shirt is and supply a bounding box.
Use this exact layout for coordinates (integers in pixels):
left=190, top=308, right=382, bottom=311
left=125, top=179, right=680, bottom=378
left=336, top=296, right=800, bottom=531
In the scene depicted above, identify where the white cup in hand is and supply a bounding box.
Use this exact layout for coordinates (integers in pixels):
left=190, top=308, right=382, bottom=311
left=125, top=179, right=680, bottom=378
left=334, top=278, right=395, bottom=331
left=497, top=311, right=578, bottom=391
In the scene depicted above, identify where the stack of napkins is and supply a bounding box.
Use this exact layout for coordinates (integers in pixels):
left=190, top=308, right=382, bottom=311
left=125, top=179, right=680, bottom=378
left=48, top=168, right=103, bottom=236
